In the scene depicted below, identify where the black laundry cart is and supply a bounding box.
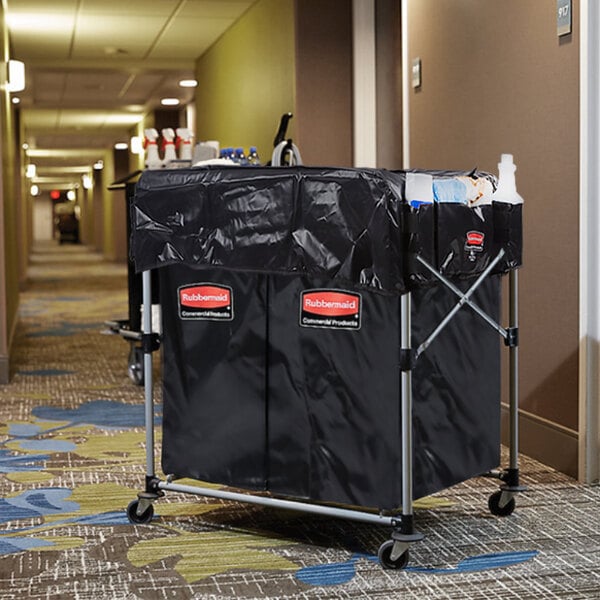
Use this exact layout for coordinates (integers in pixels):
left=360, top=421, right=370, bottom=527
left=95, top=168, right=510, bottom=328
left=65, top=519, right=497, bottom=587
left=127, top=166, right=523, bottom=569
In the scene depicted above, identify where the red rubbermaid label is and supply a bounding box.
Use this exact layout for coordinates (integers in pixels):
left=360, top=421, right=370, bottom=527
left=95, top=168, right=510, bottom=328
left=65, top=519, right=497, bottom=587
left=465, top=230, right=485, bottom=262
left=178, top=284, right=233, bottom=321
left=300, top=289, right=361, bottom=330
left=465, top=230, right=485, bottom=249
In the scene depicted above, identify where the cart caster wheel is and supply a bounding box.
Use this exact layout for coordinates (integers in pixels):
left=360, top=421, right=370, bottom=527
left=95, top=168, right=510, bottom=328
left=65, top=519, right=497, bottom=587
left=488, top=490, right=515, bottom=516
left=128, top=346, right=144, bottom=386
left=127, top=499, right=154, bottom=524
left=378, top=540, right=410, bottom=570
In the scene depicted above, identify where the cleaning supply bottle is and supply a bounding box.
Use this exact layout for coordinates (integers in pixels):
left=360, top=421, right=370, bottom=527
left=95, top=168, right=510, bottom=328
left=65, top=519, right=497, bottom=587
left=492, top=154, right=523, bottom=204
left=161, top=128, right=177, bottom=167
left=143, top=128, right=162, bottom=170
left=235, top=147, right=247, bottom=166
left=176, top=127, right=193, bottom=161
left=247, top=146, right=260, bottom=166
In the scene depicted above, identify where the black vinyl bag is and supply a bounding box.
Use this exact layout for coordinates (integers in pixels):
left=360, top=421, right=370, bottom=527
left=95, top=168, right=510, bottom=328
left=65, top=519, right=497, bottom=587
left=159, top=265, right=501, bottom=509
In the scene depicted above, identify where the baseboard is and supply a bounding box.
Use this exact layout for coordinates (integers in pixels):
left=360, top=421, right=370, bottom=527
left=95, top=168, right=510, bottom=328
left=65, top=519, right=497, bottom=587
left=501, top=404, right=578, bottom=479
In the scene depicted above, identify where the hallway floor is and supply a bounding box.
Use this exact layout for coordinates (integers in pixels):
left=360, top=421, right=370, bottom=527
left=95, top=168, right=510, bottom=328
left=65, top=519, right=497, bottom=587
left=0, top=242, right=599, bottom=599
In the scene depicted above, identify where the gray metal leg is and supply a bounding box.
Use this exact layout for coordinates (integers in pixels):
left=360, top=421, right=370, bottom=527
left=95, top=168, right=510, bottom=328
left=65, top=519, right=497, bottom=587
left=380, top=291, right=423, bottom=567
left=142, top=270, right=155, bottom=479
left=487, top=267, right=525, bottom=515
left=126, top=270, right=164, bottom=523
left=508, top=268, right=519, bottom=472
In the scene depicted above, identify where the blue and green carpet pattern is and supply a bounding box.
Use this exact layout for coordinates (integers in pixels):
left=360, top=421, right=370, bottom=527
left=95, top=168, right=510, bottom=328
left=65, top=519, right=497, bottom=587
left=0, top=242, right=598, bottom=599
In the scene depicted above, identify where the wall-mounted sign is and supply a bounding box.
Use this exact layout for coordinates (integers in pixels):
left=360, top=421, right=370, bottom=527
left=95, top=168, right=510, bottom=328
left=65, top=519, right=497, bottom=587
left=411, top=58, right=422, bottom=89
left=557, top=0, right=572, bottom=37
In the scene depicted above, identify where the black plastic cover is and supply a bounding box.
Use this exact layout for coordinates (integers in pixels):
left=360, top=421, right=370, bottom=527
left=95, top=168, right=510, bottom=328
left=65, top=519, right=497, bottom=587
left=132, top=166, right=520, bottom=293
left=133, top=166, right=407, bottom=294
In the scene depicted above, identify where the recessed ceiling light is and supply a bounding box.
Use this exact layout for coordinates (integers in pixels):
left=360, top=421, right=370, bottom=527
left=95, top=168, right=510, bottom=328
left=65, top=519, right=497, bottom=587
left=179, top=79, right=198, bottom=88
left=161, top=98, right=180, bottom=106
left=11, top=97, right=20, bottom=104
left=114, top=142, right=128, bottom=150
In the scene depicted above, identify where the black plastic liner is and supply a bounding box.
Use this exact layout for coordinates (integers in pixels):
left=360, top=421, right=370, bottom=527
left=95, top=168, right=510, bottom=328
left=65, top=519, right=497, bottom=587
left=132, top=166, right=521, bottom=293
left=159, top=267, right=501, bottom=509
left=133, top=166, right=406, bottom=294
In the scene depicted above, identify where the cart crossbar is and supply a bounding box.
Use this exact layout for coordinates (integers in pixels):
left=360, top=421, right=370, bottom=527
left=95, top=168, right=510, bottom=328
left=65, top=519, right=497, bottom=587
left=416, top=249, right=505, bottom=359
left=415, top=253, right=508, bottom=340
left=158, top=480, right=397, bottom=526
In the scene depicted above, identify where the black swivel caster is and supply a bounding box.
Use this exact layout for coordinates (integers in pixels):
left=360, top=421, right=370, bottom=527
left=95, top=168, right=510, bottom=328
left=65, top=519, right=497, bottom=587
left=127, top=499, right=154, bottom=524
left=378, top=539, right=410, bottom=570
left=488, top=490, right=516, bottom=516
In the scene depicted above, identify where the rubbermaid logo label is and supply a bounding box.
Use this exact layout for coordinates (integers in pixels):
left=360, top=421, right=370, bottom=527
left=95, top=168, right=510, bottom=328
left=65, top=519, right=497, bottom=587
left=465, top=230, right=485, bottom=262
left=465, top=231, right=485, bottom=248
left=300, top=290, right=361, bottom=330
left=178, top=284, right=233, bottom=321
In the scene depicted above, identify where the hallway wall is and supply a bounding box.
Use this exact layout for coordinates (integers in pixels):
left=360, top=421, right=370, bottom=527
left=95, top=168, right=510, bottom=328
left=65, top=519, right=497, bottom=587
left=294, top=0, right=353, bottom=166
left=0, top=0, right=21, bottom=383
left=407, top=0, right=580, bottom=475
left=194, top=0, right=296, bottom=160
left=194, top=0, right=354, bottom=167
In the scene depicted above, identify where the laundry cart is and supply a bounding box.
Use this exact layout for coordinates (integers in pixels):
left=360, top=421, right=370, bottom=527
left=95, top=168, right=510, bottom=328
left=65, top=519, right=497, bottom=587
left=127, top=165, right=523, bottom=569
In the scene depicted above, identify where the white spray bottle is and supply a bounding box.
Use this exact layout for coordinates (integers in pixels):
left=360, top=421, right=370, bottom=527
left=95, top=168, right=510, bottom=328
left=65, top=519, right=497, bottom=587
left=492, top=154, right=523, bottom=204
left=143, top=128, right=162, bottom=170
left=161, top=128, right=177, bottom=167
left=176, top=128, right=194, bottom=161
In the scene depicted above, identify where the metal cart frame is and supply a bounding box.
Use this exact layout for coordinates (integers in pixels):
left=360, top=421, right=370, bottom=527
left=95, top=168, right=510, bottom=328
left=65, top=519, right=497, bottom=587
left=127, top=244, right=523, bottom=570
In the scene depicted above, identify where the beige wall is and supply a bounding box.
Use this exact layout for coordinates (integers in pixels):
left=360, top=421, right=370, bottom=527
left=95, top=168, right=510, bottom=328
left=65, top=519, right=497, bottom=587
left=408, top=0, right=580, bottom=472
left=195, top=0, right=296, bottom=161
left=194, top=0, right=353, bottom=167
left=375, top=0, right=403, bottom=169
left=0, top=0, right=21, bottom=382
left=294, top=0, right=353, bottom=167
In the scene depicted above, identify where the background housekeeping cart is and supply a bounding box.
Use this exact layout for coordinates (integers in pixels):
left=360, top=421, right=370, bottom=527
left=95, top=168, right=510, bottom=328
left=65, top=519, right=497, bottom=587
left=126, top=160, right=524, bottom=569
left=105, top=170, right=160, bottom=385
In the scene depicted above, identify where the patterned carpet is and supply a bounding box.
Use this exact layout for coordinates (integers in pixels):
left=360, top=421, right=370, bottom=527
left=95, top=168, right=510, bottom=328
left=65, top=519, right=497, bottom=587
left=0, top=241, right=599, bottom=599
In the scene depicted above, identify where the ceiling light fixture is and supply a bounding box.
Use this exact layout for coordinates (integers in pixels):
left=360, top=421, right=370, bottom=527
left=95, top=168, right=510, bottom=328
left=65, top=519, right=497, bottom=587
left=82, top=175, right=93, bottom=190
left=179, top=79, right=198, bottom=88
left=6, top=59, right=25, bottom=92
left=93, top=160, right=104, bottom=170
left=26, top=164, right=36, bottom=178
left=30, top=184, right=39, bottom=197
left=114, top=142, right=128, bottom=150
left=66, top=190, right=76, bottom=201
left=160, top=98, right=180, bottom=106
left=11, top=97, right=20, bottom=104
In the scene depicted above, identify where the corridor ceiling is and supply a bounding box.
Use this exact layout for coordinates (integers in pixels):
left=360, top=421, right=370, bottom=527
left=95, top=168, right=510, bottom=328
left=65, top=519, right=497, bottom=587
left=6, top=0, right=255, bottom=189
